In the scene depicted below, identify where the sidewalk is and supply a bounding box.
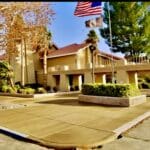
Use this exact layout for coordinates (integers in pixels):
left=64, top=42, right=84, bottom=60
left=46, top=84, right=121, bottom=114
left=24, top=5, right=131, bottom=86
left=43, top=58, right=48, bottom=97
left=99, top=117, right=150, bottom=150
left=0, top=95, right=149, bottom=149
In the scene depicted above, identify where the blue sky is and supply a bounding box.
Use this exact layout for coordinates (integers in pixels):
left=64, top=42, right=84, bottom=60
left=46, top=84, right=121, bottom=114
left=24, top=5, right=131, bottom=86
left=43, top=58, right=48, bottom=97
left=49, top=2, right=124, bottom=57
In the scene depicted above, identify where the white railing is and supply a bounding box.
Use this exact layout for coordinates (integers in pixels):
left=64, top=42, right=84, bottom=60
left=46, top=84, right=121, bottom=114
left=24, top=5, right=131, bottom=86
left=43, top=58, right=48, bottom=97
left=48, top=62, right=118, bottom=72
left=126, top=57, right=150, bottom=64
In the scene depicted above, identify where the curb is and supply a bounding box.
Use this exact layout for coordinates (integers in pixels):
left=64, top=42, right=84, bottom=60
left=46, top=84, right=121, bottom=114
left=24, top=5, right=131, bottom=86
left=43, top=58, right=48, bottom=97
left=34, top=91, right=80, bottom=98
left=113, top=111, right=150, bottom=136
left=0, top=91, right=81, bottom=98
left=0, top=126, right=28, bottom=138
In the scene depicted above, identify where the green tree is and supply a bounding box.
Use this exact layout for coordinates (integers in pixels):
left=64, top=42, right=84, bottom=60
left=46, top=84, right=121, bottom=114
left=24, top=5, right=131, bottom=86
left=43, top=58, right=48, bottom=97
left=0, top=61, right=15, bottom=89
left=32, top=27, right=52, bottom=87
left=100, top=2, right=150, bottom=58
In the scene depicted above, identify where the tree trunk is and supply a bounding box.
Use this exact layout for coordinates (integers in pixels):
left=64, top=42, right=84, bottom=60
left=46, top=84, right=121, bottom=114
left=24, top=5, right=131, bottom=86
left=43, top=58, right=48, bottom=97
left=9, top=77, right=15, bottom=91
left=23, top=38, right=28, bottom=84
left=43, top=49, right=47, bottom=87
left=21, top=38, right=25, bottom=87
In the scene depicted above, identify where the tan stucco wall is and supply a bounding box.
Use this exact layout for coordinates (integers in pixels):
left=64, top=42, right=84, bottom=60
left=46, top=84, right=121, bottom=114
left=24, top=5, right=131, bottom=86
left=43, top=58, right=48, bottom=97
left=37, top=72, right=44, bottom=85
left=12, top=42, right=36, bottom=84
left=33, top=53, right=43, bottom=71
left=77, top=49, right=86, bottom=69
left=47, top=55, right=76, bottom=69
left=116, top=69, right=129, bottom=84
left=95, top=73, right=106, bottom=84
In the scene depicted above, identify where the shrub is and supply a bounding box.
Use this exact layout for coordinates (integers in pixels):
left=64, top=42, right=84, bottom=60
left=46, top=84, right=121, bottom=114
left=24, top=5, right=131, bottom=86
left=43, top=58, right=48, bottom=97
left=1, top=85, right=15, bottom=94
left=36, top=87, right=47, bottom=93
left=14, top=84, right=21, bottom=92
left=45, top=86, right=51, bottom=92
left=53, top=87, right=58, bottom=92
left=1, top=85, right=10, bottom=93
left=141, top=82, right=150, bottom=89
left=138, top=76, right=150, bottom=89
left=145, top=76, right=150, bottom=83
left=24, top=88, right=35, bottom=94
left=128, top=84, right=141, bottom=96
left=25, top=83, right=43, bottom=89
left=18, top=88, right=35, bottom=94
left=18, top=88, right=25, bottom=94
left=82, top=83, right=141, bottom=97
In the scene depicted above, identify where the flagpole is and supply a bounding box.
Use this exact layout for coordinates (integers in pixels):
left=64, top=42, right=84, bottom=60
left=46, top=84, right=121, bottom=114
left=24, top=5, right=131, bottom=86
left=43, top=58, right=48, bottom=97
left=107, top=2, right=115, bottom=84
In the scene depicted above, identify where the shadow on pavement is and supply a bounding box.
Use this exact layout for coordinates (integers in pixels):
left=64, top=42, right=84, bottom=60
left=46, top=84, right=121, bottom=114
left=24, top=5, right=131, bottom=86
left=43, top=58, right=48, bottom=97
left=36, top=98, right=122, bottom=108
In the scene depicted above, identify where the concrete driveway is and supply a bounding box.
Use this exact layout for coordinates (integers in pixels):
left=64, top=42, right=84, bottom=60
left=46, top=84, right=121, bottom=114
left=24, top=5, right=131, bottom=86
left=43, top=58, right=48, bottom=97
left=0, top=95, right=149, bottom=149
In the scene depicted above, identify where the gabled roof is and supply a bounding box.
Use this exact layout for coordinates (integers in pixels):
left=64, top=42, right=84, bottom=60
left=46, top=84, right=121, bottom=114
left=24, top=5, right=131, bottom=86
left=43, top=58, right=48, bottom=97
left=98, top=51, right=123, bottom=60
left=51, top=43, right=59, bottom=50
left=46, top=43, right=89, bottom=59
left=40, top=42, right=123, bottom=60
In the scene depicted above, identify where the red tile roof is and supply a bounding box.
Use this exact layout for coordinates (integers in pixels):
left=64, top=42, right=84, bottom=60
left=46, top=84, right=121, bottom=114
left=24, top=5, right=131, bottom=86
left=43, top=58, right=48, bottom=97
left=40, top=42, right=123, bottom=60
left=98, top=51, right=123, bottom=60
left=46, top=43, right=89, bottom=59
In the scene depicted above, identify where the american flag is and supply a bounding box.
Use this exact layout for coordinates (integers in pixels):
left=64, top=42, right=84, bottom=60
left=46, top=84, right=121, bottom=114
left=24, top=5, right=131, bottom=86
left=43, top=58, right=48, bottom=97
left=74, top=2, right=102, bottom=17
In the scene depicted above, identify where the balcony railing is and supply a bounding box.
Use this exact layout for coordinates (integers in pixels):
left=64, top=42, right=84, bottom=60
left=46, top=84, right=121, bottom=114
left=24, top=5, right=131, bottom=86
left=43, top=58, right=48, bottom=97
left=48, top=62, right=116, bottom=72
left=126, top=58, right=150, bottom=65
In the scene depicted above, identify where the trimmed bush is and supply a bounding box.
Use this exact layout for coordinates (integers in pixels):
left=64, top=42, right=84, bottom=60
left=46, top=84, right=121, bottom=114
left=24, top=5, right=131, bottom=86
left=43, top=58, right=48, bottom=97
left=82, top=83, right=141, bottom=97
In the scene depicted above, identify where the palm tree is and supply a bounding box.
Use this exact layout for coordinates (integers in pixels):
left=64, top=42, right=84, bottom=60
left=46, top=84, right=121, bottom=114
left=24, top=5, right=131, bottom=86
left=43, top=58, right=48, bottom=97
left=86, top=29, right=99, bottom=45
left=85, top=30, right=99, bottom=83
left=43, top=29, right=52, bottom=87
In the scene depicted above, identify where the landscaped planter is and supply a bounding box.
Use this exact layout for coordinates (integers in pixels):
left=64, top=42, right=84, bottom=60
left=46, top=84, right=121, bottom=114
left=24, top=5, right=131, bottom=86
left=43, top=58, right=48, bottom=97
left=78, top=94, right=146, bottom=107
left=0, top=91, right=81, bottom=98
left=0, top=92, right=33, bottom=98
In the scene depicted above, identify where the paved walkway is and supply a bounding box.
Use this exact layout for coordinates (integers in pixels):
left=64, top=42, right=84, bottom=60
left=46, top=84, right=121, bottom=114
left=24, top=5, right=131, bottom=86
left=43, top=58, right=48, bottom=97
left=0, top=132, right=49, bottom=150
left=0, top=95, right=150, bottom=149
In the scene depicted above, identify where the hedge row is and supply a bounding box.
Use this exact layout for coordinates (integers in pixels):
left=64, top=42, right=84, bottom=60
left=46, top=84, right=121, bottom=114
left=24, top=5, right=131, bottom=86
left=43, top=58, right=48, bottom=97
left=81, top=84, right=141, bottom=97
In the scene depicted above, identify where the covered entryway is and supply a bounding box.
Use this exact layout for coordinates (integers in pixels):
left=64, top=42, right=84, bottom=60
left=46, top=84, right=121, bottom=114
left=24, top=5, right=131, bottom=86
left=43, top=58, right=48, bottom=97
left=68, top=74, right=84, bottom=91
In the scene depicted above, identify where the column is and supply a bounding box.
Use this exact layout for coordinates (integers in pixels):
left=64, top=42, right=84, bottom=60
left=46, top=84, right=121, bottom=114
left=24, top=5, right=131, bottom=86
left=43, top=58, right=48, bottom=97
left=78, top=75, right=82, bottom=90
left=100, top=74, right=106, bottom=84
left=129, top=72, right=138, bottom=88
left=73, top=75, right=83, bottom=90
left=47, top=74, right=55, bottom=88
left=84, top=71, right=92, bottom=84
left=60, top=74, right=69, bottom=91
left=116, top=70, right=129, bottom=84
left=86, top=48, right=92, bottom=68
